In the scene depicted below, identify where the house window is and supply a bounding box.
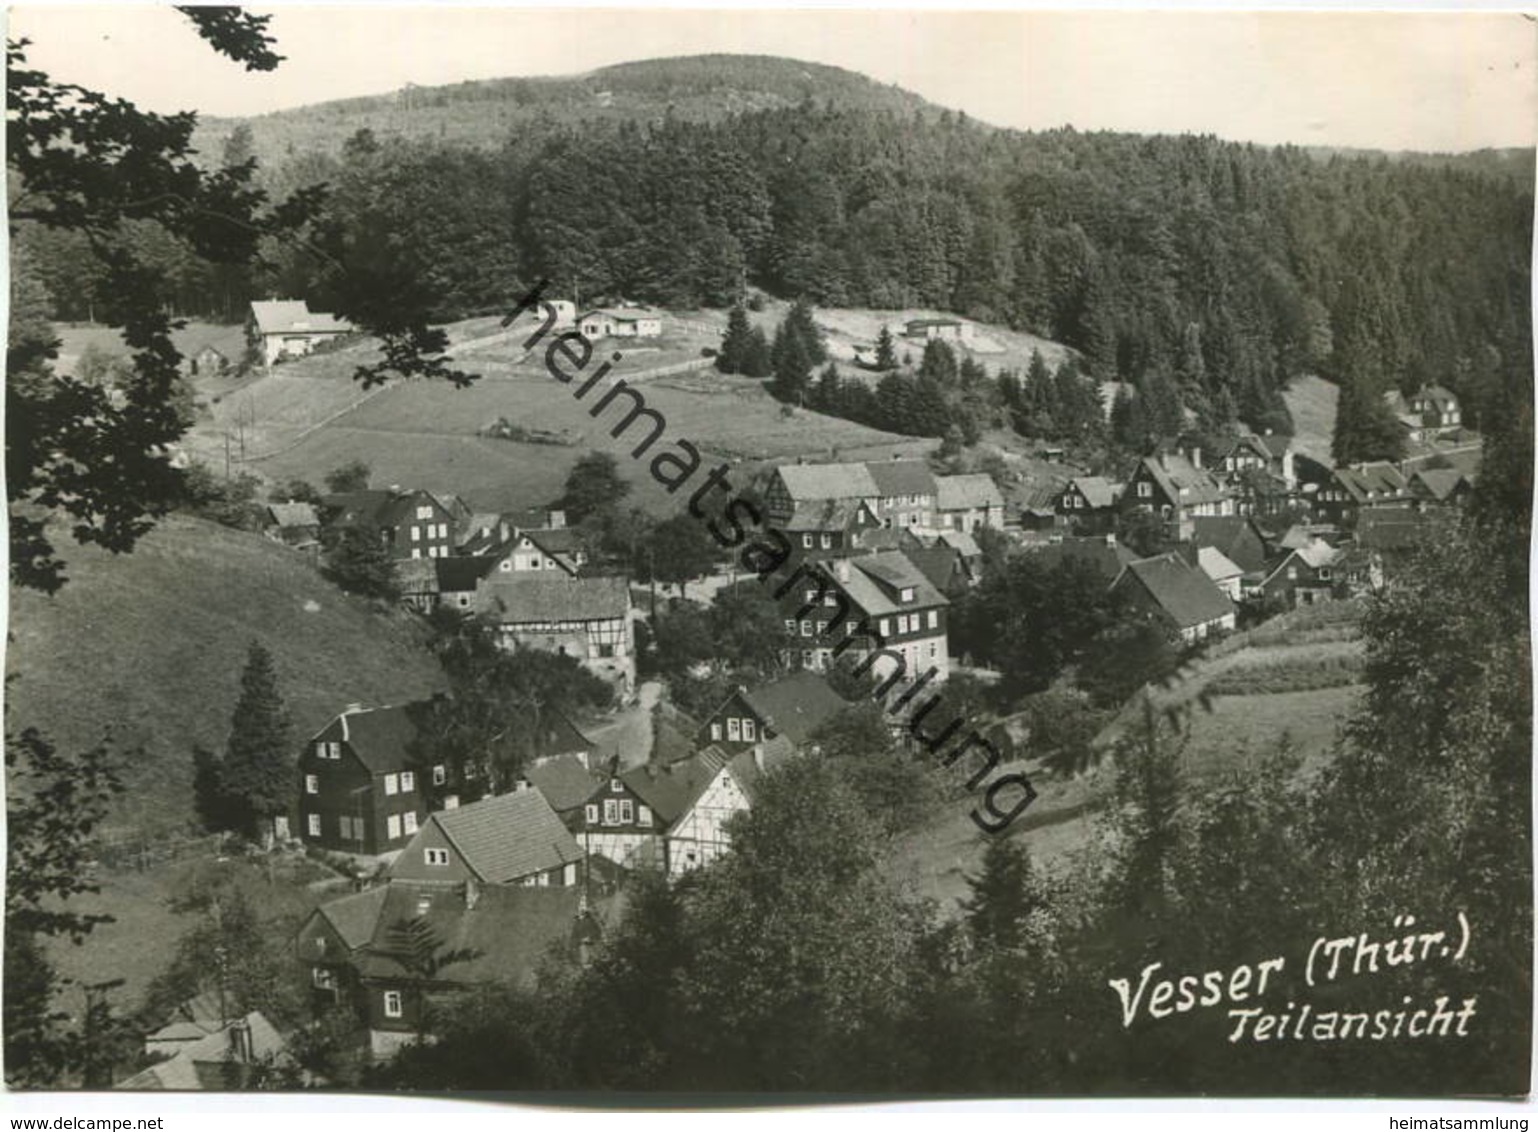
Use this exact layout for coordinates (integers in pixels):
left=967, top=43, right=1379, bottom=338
left=585, top=803, right=600, bottom=824
left=383, top=990, right=403, bottom=1019
left=727, top=718, right=742, bottom=741
left=1319, top=568, right=1332, bottom=581
left=444, top=796, right=459, bottom=810
left=312, top=966, right=336, bottom=990
left=403, top=812, right=418, bottom=835
left=400, top=771, right=415, bottom=793
left=416, top=505, right=432, bottom=521
left=927, top=610, right=939, bottom=630
left=611, top=780, right=624, bottom=793
left=384, top=774, right=399, bottom=796
left=305, top=774, right=319, bottom=795
left=411, top=526, right=421, bottom=542
left=1287, top=567, right=1299, bottom=580
left=823, top=593, right=837, bottom=607
left=387, top=814, right=402, bottom=840
left=432, top=764, right=446, bottom=786
left=801, top=649, right=815, bottom=666
left=900, top=587, right=915, bottom=603
left=820, top=534, right=832, bottom=549
left=801, top=620, right=813, bottom=637
left=411, top=548, right=421, bottom=559
left=1138, top=481, right=1153, bottom=498
left=929, top=642, right=938, bottom=659
left=328, top=742, right=342, bottom=759
left=620, top=799, right=634, bottom=823
left=710, top=722, right=722, bottom=741
left=307, top=813, right=321, bottom=838
left=637, top=805, right=652, bottom=827
left=783, top=619, right=796, bottom=634
left=339, top=815, right=355, bottom=841
left=743, top=719, right=756, bottom=741
left=802, top=535, right=813, bottom=549
left=425, top=847, right=450, bottom=866
left=603, top=799, right=619, bottom=825
left=879, top=618, right=891, bottom=636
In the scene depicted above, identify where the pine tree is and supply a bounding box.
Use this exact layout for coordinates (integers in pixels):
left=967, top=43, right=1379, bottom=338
left=919, top=339, right=958, bottom=385
left=781, top=297, right=826, bottom=365
left=770, top=325, right=813, bottom=404
left=219, top=641, right=293, bottom=847
left=717, top=303, right=753, bottom=375
left=874, top=325, right=897, bottom=371
left=810, top=364, right=841, bottom=411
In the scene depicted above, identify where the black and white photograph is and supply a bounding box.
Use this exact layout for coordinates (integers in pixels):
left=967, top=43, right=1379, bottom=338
left=4, top=3, right=1534, bottom=1108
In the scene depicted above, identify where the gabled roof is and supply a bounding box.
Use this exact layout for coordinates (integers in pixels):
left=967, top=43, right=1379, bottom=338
left=905, top=316, right=964, bottom=329
left=353, top=883, right=587, bottom=987
left=1409, top=468, right=1468, bottom=502
left=249, top=300, right=350, bottom=336
left=1066, top=476, right=1116, bottom=509
left=782, top=498, right=877, bottom=533
left=737, top=670, right=849, bottom=748
left=1191, top=515, right=1270, bottom=574
left=420, top=790, right=583, bottom=884
left=651, top=701, right=703, bottom=765
left=775, top=462, right=879, bottom=502
left=1414, top=384, right=1459, bottom=409
left=317, top=885, right=392, bottom=951
left=1209, top=432, right=1272, bottom=464
left=265, top=502, right=318, bottom=528
left=1030, top=537, right=1138, bottom=582
left=1260, top=433, right=1293, bottom=458
left=477, top=575, right=629, bottom=623
left=522, top=754, right=602, bottom=813
left=934, top=529, right=981, bottom=558
left=530, top=711, right=593, bottom=762
left=311, top=704, right=421, bottom=775
left=864, top=459, right=937, bottom=497
left=579, top=306, right=662, bottom=323
left=622, top=748, right=729, bottom=826
left=116, top=1013, right=286, bottom=1091
left=1296, top=540, right=1343, bottom=570
left=832, top=551, right=948, bottom=615
left=1194, top=545, right=1244, bottom=583
left=1136, top=453, right=1228, bottom=508
left=905, top=545, right=970, bottom=593
left=1334, top=462, right=1410, bottom=503
left=1115, top=553, right=1236, bottom=630
left=935, top=473, right=1004, bottom=511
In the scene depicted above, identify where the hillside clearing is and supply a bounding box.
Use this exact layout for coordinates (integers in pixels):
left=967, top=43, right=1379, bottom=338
left=1281, top=373, right=1339, bottom=465
left=6, top=515, right=448, bottom=835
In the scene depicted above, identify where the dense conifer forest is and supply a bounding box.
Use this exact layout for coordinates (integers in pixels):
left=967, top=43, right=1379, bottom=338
left=20, top=62, right=1532, bottom=448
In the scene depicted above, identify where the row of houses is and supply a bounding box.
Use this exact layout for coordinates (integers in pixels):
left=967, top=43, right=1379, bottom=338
left=294, top=667, right=852, bottom=1054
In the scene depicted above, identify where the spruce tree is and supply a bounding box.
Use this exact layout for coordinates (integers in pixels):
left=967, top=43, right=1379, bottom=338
left=742, top=327, right=773, bottom=378
left=771, top=327, right=813, bottom=404
left=220, top=641, right=293, bottom=847
left=717, top=303, right=753, bottom=374
left=962, top=836, right=1043, bottom=951
left=919, top=338, right=959, bottom=384
left=782, top=298, right=826, bottom=365
left=874, top=326, right=897, bottom=371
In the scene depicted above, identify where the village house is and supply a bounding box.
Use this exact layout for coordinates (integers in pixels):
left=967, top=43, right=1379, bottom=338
left=935, top=473, right=1006, bottom=532
left=1313, top=462, right=1412, bottom=529
left=903, top=316, right=974, bottom=343
left=1190, top=515, right=1272, bottom=577
left=297, top=703, right=440, bottom=856
left=1120, top=447, right=1233, bottom=541
left=483, top=526, right=587, bottom=576
left=1408, top=467, right=1474, bottom=510
left=577, top=306, right=663, bottom=339
left=189, top=343, right=229, bottom=377
left=474, top=574, right=635, bottom=692
left=866, top=458, right=939, bottom=530
left=399, top=555, right=502, bottom=614
left=1030, top=535, right=1140, bottom=586
left=1179, top=543, right=1246, bottom=602
left=319, top=487, right=458, bottom=561
left=777, top=496, right=884, bottom=559
left=387, top=788, right=584, bottom=890
left=246, top=300, right=352, bottom=367
left=623, top=746, right=768, bottom=877
left=116, top=1012, right=288, bottom=1090
left=295, top=881, right=598, bottom=1059
left=552, top=758, right=665, bottom=869
left=781, top=550, right=950, bottom=690
left=1388, top=383, right=1464, bottom=443
left=1110, top=552, right=1238, bottom=643
left=765, top=461, right=879, bottom=529
left=1254, top=540, right=1344, bottom=609
left=696, top=669, right=849, bottom=758
left=260, top=501, right=321, bottom=554
left=1056, top=476, right=1118, bottom=533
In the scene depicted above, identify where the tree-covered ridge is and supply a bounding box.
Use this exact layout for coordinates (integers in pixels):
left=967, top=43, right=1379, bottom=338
left=190, top=54, right=940, bottom=162
left=31, top=102, right=1529, bottom=447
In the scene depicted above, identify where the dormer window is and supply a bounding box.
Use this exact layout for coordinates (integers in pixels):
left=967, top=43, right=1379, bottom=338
left=899, top=586, right=915, bottom=603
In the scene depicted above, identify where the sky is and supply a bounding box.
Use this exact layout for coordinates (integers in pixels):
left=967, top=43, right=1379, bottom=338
left=6, top=5, right=1537, bottom=152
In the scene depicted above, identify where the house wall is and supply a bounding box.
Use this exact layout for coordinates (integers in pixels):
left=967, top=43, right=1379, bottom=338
left=298, top=737, right=427, bottom=856
left=387, top=821, right=475, bottom=884
left=699, top=692, right=767, bottom=754
left=667, top=768, right=749, bottom=877
left=389, top=494, right=456, bottom=561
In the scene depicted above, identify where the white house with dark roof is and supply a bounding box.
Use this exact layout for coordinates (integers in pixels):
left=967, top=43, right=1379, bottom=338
left=475, top=574, right=634, bottom=691
left=576, top=307, right=662, bottom=339
left=1110, top=552, right=1237, bottom=642
left=935, top=473, right=1006, bottom=532
left=247, top=300, right=352, bottom=367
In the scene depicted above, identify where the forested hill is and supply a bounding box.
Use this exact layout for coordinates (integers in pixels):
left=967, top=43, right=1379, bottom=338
left=29, top=72, right=1533, bottom=452
left=192, top=54, right=939, bottom=163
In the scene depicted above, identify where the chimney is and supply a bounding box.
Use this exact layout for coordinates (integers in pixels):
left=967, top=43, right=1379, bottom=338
left=835, top=559, right=851, bottom=583
left=549, top=509, right=566, bottom=529
left=1190, top=446, right=1202, bottom=469
left=1158, top=452, right=1169, bottom=471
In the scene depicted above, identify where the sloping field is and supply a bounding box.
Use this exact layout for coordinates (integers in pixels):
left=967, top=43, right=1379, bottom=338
left=1281, top=373, right=1339, bottom=465
left=6, top=515, right=447, bottom=835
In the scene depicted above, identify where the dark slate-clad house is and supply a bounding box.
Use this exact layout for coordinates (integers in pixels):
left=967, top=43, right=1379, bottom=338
left=319, top=488, right=458, bottom=561
left=695, top=669, right=849, bottom=757
left=1110, top=552, right=1238, bottom=643
left=387, top=789, right=584, bottom=889
left=297, top=703, right=442, bottom=856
